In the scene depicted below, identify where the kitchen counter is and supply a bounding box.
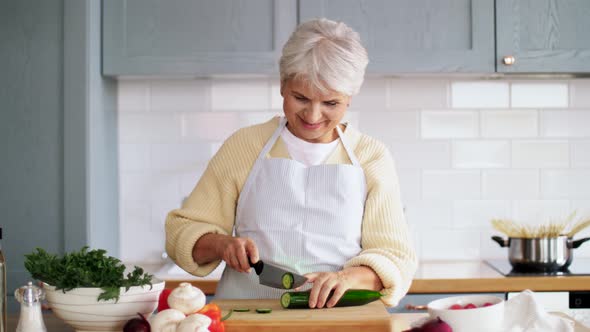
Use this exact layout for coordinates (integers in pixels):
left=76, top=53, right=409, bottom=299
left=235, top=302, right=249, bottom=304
left=141, top=260, right=590, bottom=294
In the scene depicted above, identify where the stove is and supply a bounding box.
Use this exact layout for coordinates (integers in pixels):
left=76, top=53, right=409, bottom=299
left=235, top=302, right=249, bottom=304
left=485, top=258, right=590, bottom=276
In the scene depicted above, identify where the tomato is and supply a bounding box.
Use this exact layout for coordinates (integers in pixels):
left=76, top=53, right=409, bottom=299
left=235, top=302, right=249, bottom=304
left=157, top=289, right=172, bottom=312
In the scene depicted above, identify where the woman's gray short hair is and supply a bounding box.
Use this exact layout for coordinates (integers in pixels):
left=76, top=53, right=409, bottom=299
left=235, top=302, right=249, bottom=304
left=279, top=18, right=369, bottom=96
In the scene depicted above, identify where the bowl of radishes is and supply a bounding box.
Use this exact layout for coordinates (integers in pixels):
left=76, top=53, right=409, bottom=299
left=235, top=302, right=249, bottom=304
left=427, top=294, right=504, bottom=332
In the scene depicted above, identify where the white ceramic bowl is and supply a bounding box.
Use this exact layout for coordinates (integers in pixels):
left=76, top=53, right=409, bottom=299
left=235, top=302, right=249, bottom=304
left=44, top=280, right=165, bottom=332
left=427, top=294, right=505, bottom=332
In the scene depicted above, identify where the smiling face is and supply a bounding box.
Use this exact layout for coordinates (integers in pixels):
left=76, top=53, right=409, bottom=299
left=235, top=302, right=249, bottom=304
left=281, top=79, right=351, bottom=143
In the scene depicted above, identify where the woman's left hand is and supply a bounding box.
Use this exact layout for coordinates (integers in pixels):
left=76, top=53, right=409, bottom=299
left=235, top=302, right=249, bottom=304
left=302, top=266, right=383, bottom=309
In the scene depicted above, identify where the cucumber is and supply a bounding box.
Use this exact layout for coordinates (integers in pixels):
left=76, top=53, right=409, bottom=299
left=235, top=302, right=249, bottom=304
left=233, top=308, right=250, bottom=312
left=280, top=289, right=382, bottom=309
left=282, top=272, right=294, bottom=289
left=255, top=308, right=272, bottom=314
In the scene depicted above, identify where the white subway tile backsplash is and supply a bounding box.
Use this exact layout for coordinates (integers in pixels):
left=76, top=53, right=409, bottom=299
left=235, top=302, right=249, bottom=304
left=119, top=144, right=150, bottom=171
left=359, top=112, right=418, bottom=141
left=389, top=141, right=451, bottom=169
left=117, top=77, right=590, bottom=262
left=404, top=199, right=452, bottom=230
left=451, top=81, right=509, bottom=109
left=211, top=79, right=270, bottom=110
left=572, top=140, right=590, bottom=168
left=421, top=111, right=478, bottom=138
left=453, top=200, right=511, bottom=229
left=422, top=170, right=481, bottom=199
left=397, top=169, right=421, bottom=200
left=351, top=79, right=389, bottom=110
left=150, top=143, right=215, bottom=171
left=390, top=79, right=448, bottom=109
left=482, top=170, right=539, bottom=199
left=182, top=112, right=241, bottom=141
left=511, top=82, right=568, bottom=108
left=541, top=111, right=590, bottom=137
left=570, top=200, right=590, bottom=258
left=511, top=140, right=569, bottom=168
left=119, top=113, right=183, bottom=144
left=541, top=170, right=590, bottom=199
left=421, top=230, right=481, bottom=260
left=150, top=79, right=210, bottom=112
left=570, top=80, right=590, bottom=108
left=481, top=110, right=538, bottom=138
left=511, top=200, right=572, bottom=225
left=118, top=81, right=149, bottom=112
left=453, top=141, right=510, bottom=168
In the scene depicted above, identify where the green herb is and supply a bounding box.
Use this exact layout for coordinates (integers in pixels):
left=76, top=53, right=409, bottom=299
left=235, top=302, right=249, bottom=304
left=24, top=246, right=153, bottom=302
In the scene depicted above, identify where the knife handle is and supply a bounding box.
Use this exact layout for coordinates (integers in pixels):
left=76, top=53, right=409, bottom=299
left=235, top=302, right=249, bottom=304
left=249, top=260, right=264, bottom=275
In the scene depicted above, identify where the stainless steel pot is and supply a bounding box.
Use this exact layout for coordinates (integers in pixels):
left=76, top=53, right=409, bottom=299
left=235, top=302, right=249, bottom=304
left=491, top=235, right=590, bottom=272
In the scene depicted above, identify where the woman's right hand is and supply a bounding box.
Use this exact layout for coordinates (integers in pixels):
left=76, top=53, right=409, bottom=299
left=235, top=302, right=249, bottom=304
left=216, top=236, right=259, bottom=273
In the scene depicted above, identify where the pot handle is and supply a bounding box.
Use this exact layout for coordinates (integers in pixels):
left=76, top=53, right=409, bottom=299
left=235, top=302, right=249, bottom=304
left=491, top=236, right=509, bottom=247
left=570, top=237, right=590, bottom=249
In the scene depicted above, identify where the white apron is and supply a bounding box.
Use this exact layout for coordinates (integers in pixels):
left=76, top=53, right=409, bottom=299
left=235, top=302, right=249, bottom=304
left=215, top=117, right=366, bottom=299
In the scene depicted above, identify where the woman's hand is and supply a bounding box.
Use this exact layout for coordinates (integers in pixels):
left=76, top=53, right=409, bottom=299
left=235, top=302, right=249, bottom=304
left=302, top=266, right=383, bottom=308
left=215, top=235, right=259, bottom=273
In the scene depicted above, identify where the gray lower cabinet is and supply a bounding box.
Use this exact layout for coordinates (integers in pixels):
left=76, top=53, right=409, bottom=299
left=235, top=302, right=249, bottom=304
left=102, top=0, right=297, bottom=76
left=299, top=0, right=496, bottom=74
left=389, top=293, right=506, bottom=313
left=496, top=0, right=590, bottom=73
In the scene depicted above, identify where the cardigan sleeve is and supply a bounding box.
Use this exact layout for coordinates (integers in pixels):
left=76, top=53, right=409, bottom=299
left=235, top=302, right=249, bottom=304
left=343, top=142, right=418, bottom=307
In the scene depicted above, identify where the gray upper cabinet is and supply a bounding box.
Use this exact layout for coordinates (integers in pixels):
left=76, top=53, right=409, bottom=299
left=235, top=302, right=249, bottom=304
left=299, top=0, right=495, bottom=74
left=102, top=0, right=297, bottom=76
left=496, top=0, right=590, bottom=73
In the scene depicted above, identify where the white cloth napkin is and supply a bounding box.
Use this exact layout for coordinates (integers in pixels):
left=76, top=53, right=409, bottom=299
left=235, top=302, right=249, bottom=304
left=503, top=290, right=575, bottom=332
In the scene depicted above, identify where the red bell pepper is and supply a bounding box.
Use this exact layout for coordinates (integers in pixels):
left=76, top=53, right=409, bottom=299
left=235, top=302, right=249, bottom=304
left=197, top=303, right=233, bottom=332
left=157, top=289, right=172, bottom=312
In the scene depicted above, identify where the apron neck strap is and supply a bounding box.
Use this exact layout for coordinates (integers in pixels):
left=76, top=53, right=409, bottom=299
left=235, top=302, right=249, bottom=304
left=256, top=116, right=360, bottom=166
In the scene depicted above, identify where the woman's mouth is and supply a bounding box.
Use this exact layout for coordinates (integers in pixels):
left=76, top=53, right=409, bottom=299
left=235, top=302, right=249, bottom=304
left=299, top=118, right=323, bottom=130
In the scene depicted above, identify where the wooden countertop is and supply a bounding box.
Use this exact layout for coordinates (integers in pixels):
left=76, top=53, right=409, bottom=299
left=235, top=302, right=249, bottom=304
left=151, top=260, right=590, bottom=295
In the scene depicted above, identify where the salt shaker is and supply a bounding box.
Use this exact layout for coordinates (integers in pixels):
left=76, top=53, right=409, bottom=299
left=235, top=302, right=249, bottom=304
left=14, top=282, right=47, bottom=332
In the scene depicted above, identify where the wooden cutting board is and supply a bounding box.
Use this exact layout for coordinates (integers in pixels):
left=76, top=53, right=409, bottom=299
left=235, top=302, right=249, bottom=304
left=212, top=299, right=394, bottom=332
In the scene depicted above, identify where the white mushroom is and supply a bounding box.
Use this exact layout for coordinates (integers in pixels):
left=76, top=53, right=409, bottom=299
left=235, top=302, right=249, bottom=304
left=149, top=308, right=186, bottom=332
left=176, top=314, right=212, bottom=332
left=167, top=282, right=206, bottom=314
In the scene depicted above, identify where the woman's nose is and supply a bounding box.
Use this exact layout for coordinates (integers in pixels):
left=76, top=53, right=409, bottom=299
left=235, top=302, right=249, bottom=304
left=304, top=103, right=322, bottom=123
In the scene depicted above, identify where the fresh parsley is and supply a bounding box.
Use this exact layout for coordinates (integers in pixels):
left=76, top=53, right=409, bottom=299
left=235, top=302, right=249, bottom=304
left=24, top=246, right=153, bottom=302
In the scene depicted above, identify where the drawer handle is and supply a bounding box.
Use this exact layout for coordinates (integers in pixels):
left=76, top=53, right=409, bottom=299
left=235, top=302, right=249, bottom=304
left=502, top=55, right=516, bottom=65
left=405, top=304, right=428, bottom=311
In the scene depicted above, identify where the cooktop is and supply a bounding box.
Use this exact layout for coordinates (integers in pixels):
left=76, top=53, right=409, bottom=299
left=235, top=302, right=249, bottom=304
left=485, top=258, right=590, bottom=276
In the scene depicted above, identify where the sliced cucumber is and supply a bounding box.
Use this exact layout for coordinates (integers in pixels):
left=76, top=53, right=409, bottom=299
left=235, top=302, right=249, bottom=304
left=255, top=308, right=272, bottom=314
left=280, top=292, right=291, bottom=309
left=282, top=272, right=294, bottom=289
left=280, top=289, right=383, bottom=309
left=233, top=308, right=250, bottom=312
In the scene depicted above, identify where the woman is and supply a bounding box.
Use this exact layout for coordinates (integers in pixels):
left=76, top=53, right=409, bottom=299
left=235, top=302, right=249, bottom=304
left=165, top=18, right=417, bottom=308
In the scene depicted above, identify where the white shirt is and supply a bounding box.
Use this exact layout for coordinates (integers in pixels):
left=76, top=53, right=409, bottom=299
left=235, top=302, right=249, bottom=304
left=280, top=126, right=339, bottom=167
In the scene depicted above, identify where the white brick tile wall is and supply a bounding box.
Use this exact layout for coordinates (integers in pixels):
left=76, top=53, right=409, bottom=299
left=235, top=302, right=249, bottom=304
left=453, top=140, right=510, bottom=168
left=117, top=78, right=590, bottom=263
left=389, top=141, right=451, bottom=169
left=359, top=112, right=418, bottom=141
left=570, top=80, right=590, bottom=108
left=480, top=110, right=538, bottom=138
left=570, top=200, right=590, bottom=257
left=511, top=200, right=572, bottom=225
left=541, top=111, right=590, bottom=137
left=451, top=81, right=509, bottom=109
left=453, top=200, right=511, bottom=229
left=211, top=79, right=270, bottom=110
left=511, top=82, right=568, bottom=108
left=482, top=170, right=539, bottom=199
left=511, top=140, right=569, bottom=168
left=421, top=111, right=479, bottom=138
left=150, top=79, right=210, bottom=112
left=541, top=170, right=590, bottom=199
left=422, top=170, right=481, bottom=199
left=572, top=140, right=590, bottom=168
left=390, top=79, right=448, bottom=109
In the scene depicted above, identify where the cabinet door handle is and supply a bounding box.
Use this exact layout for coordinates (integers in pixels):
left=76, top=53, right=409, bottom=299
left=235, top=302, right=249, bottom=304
left=405, top=304, right=428, bottom=310
left=502, top=55, right=516, bottom=65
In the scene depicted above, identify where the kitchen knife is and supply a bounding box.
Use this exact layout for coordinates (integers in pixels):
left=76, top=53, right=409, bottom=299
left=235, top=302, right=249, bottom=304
left=250, top=260, right=307, bottom=289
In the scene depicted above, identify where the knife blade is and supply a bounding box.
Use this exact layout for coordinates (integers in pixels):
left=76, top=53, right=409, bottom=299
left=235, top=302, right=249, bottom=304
left=250, top=260, right=307, bottom=289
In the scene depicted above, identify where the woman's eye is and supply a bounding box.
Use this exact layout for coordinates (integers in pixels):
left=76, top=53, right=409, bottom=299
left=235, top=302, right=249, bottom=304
left=295, top=96, right=307, bottom=101
left=324, top=102, right=338, bottom=107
